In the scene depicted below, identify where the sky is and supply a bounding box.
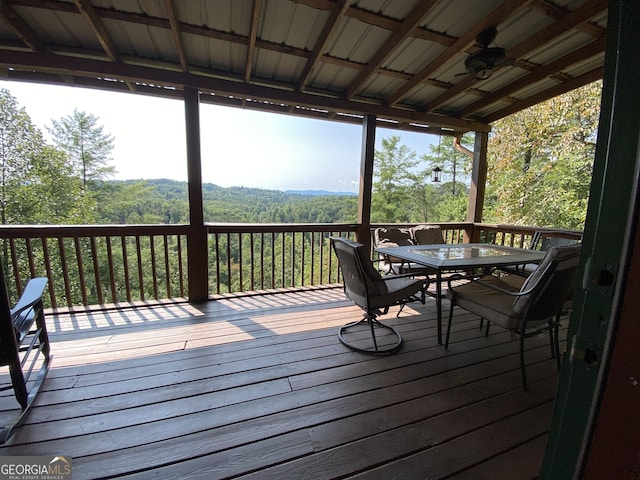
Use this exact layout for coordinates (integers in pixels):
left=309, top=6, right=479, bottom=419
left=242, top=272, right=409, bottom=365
left=2, top=80, right=437, bottom=193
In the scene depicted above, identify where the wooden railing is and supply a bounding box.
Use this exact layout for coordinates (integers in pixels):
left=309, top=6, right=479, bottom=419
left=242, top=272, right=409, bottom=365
left=0, top=225, right=189, bottom=309
left=473, top=223, right=583, bottom=248
left=0, top=222, right=582, bottom=310
left=206, top=223, right=358, bottom=295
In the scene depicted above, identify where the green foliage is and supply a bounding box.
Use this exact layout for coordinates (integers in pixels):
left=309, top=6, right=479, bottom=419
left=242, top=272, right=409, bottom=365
left=484, top=81, right=601, bottom=230
left=0, top=89, right=94, bottom=225
left=48, top=109, right=116, bottom=190
left=372, top=134, right=473, bottom=223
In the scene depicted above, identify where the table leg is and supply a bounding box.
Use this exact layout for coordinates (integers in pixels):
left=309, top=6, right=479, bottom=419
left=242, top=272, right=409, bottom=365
left=436, top=270, right=442, bottom=344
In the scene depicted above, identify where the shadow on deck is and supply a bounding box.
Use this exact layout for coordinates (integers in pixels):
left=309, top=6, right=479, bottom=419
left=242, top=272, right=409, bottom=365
left=0, top=288, right=562, bottom=479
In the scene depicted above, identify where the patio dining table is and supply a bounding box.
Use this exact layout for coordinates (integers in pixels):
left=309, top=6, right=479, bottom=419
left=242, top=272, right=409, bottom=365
left=375, top=243, right=547, bottom=345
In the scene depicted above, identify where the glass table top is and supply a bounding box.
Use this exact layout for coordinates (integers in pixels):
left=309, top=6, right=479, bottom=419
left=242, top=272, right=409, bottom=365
left=375, top=243, right=546, bottom=269
left=408, top=245, right=516, bottom=260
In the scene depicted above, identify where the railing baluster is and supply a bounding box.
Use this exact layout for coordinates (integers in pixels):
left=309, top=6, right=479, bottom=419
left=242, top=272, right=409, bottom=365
left=135, top=235, right=145, bottom=301
left=121, top=235, right=132, bottom=302
left=176, top=234, right=184, bottom=297
left=9, top=238, right=22, bottom=294
left=213, top=233, right=220, bottom=294
left=41, top=238, right=57, bottom=309
left=238, top=233, right=243, bottom=292
left=225, top=233, right=232, bottom=293
left=160, top=234, right=171, bottom=298
left=58, top=237, right=73, bottom=305
left=74, top=237, right=88, bottom=306
left=89, top=237, right=104, bottom=305
left=106, top=235, right=117, bottom=304
left=149, top=235, right=159, bottom=299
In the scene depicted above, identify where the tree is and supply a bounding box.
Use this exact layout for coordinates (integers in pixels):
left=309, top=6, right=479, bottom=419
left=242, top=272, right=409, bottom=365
left=48, top=109, right=116, bottom=190
left=419, top=134, right=473, bottom=221
left=0, top=89, right=42, bottom=225
left=372, top=136, right=424, bottom=222
left=0, top=89, right=95, bottom=225
left=485, top=81, right=601, bottom=229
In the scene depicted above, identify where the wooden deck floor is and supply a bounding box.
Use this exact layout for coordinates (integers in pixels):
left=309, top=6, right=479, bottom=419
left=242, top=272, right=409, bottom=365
left=0, top=287, right=563, bottom=479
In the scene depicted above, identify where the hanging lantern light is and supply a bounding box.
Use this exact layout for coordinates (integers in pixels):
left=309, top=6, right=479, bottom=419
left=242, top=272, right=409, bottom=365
left=432, top=166, right=442, bottom=182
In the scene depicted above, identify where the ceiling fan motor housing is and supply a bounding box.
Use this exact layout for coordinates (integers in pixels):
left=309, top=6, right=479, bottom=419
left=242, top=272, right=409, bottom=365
left=464, top=47, right=507, bottom=78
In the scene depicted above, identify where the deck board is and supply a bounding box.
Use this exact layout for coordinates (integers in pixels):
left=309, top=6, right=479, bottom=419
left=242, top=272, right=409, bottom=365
left=0, top=287, right=565, bottom=479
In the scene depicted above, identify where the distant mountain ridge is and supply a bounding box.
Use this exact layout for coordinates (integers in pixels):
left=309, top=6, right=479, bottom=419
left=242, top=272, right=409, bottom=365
left=284, top=189, right=357, bottom=196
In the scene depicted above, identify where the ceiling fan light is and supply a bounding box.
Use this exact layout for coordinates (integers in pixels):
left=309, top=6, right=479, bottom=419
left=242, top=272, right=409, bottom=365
left=475, top=68, right=493, bottom=80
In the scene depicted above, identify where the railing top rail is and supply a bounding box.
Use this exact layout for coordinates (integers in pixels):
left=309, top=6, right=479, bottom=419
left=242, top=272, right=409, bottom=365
left=0, top=224, right=190, bottom=237
left=474, top=223, right=583, bottom=239
left=205, top=223, right=360, bottom=233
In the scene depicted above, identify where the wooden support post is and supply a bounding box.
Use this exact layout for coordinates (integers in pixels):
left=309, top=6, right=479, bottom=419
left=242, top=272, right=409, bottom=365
left=466, top=130, right=489, bottom=242
left=184, top=87, right=208, bottom=302
left=357, top=114, right=376, bottom=250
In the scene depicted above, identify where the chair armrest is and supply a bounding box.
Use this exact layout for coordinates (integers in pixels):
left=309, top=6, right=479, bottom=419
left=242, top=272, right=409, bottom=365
left=380, top=272, right=430, bottom=285
left=472, top=277, right=528, bottom=296
left=11, top=278, right=48, bottom=340
left=11, top=278, right=48, bottom=317
left=446, top=272, right=486, bottom=289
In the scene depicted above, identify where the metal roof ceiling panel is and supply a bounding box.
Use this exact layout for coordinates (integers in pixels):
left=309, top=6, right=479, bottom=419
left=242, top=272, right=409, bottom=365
left=0, top=0, right=608, bottom=134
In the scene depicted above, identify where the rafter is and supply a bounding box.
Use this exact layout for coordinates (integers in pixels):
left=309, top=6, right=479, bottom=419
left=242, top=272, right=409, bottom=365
left=418, top=0, right=606, bottom=115
left=297, top=0, right=350, bottom=92
left=165, top=0, right=188, bottom=72
left=0, top=2, right=48, bottom=52
left=244, top=0, right=262, bottom=83
left=344, top=1, right=441, bottom=100
left=72, top=0, right=119, bottom=62
left=458, top=36, right=607, bottom=118
left=484, top=67, right=603, bottom=123
left=386, top=0, right=532, bottom=107
left=0, top=51, right=491, bottom=133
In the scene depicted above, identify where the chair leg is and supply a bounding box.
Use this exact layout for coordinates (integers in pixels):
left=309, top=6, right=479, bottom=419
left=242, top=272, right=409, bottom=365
left=551, top=317, right=561, bottom=371
left=445, top=300, right=455, bottom=349
left=484, top=319, right=491, bottom=337
left=519, top=331, right=528, bottom=391
left=338, top=312, right=402, bottom=355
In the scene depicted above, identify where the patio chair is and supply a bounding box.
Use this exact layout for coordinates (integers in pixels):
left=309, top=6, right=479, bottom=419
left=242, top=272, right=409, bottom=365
left=445, top=243, right=581, bottom=390
left=372, top=226, right=437, bottom=277
left=0, top=275, right=51, bottom=443
left=331, top=237, right=427, bottom=354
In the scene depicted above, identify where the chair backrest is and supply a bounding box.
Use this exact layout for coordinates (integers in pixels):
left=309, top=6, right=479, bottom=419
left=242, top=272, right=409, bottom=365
left=373, top=227, right=412, bottom=248
left=331, top=237, right=387, bottom=310
left=530, top=231, right=582, bottom=251
left=411, top=225, right=445, bottom=245
left=0, top=267, right=17, bottom=365
left=372, top=227, right=413, bottom=265
left=512, top=243, right=582, bottom=320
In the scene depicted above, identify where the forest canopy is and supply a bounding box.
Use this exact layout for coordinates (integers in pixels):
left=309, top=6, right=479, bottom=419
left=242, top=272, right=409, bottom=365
left=0, top=81, right=601, bottom=230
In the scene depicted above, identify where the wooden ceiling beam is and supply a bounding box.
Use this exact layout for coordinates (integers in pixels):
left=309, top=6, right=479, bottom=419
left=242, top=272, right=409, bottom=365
left=420, top=0, right=607, bottom=115
left=0, top=2, right=48, bottom=53
left=344, top=0, right=441, bottom=100
left=531, top=0, right=606, bottom=37
left=483, top=67, right=603, bottom=123
left=458, top=36, right=607, bottom=118
left=292, top=0, right=456, bottom=46
left=0, top=51, right=491, bottom=133
left=72, top=0, right=136, bottom=92
left=297, top=0, right=350, bottom=91
left=507, top=0, right=607, bottom=60
left=164, top=0, right=188, bottom=73
left=72, top=0, right=119, bottom=62
left=244, top=0, right=262, bottom=83
left=5, top=0, right=453, bottom=95
left=386, top=0, right=532, bottom=106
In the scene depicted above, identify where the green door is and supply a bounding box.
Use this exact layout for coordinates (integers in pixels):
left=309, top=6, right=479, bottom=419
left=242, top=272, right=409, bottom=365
left=540, top=0, right=640, bottom=477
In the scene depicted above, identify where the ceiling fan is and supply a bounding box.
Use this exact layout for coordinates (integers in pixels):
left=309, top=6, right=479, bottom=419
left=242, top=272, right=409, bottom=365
left=459, top=27, right=512, bottom=80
